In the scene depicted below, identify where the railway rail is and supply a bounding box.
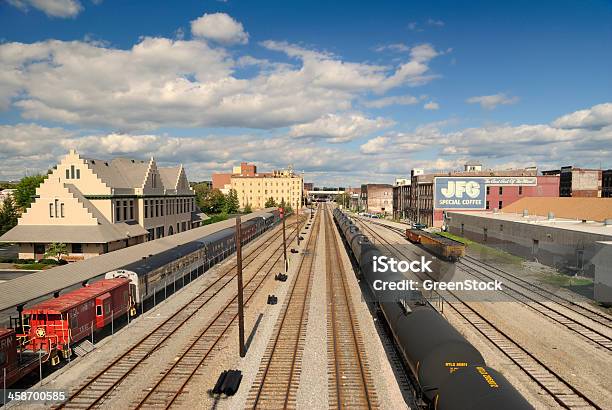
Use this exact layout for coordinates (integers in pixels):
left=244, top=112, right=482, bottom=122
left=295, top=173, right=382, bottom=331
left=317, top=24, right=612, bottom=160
left=246, top=208, right=321, bottom=409
left=57, top=216, right=301, bottom=409
left=354, top=217, right=602, bottom=409
left=362, top=217, right=612, bottom=329
left=323, top=206, right=378, bottom=409
left=455, top=260, right=612, bottom=351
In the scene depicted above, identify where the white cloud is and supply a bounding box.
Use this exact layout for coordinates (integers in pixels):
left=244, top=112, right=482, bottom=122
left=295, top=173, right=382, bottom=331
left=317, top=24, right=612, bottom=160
left=359, top=103, right=612, bottom=170
left=7, top=0, right=82, bottom=18
left=424, top=101, right=439, bottom=110
left=0, top=34, right=442, bottom=131
left=374, top=43, right=410, bottom=53
left=190, top=13, right=249, bottom=45
left=466, top=93, right=519, bottom=110
left=551, top=102, right=612, bottom=130
left=427, top=18, right=445, bottom=27
left=363, top=95, right=419, bottom=108
left=289, top=113, right=394, bottom=143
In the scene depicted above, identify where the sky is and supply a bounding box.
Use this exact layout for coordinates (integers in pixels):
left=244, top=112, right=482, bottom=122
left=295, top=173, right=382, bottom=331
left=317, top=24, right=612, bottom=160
left=0, top=0, right=611, bottom=186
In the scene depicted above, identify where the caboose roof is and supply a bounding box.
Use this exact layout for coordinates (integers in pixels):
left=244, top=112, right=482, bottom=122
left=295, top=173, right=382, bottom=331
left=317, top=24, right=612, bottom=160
left=23, top=279, right=128, bottom=314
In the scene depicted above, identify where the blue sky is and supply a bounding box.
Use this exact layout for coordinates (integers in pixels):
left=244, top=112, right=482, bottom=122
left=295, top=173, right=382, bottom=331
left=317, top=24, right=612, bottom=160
left=0, top=0, right=610, bottom=185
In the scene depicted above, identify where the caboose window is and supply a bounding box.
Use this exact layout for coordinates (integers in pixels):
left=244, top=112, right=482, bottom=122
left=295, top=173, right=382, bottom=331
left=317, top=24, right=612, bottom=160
left=0, top=351, right=5, bottom=365
left=96, top=305, right=102, bottom=316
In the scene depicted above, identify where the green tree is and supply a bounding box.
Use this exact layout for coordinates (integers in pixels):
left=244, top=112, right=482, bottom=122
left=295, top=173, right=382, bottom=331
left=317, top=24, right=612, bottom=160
left=44, top=242, right=68, bottom=262
left=264, top=197, right=277, bottom=208
left=192, top=182, right=211, bottom=210
left=14, top=175, right=46, bottom=210
left=200, top=188, right=226, bottom=214
left=224, top=189, right=239, bottom=214
left=0, top=197, right=18, bottom=235
left=243, top=203, right=252, bottom=214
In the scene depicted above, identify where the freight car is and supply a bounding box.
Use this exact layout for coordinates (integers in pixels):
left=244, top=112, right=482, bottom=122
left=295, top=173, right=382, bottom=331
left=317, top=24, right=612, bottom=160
left=0, top=328, right=40, bottom=387
left=106, top=213, right=277, bottom=306
left=333, top=208, right=531, bottom=409
left=406, top=229, right=466, bottom=262
left=19, top=278, right=134, bottom=365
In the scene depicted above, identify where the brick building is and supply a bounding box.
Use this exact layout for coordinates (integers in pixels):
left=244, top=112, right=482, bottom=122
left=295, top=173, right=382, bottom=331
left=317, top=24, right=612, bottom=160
left=361, top=184, right=393, bottom=214
left=559, top=166, right=602, bottom=197
left=393, top=164, right=560, bottom=227
left=212, top=162, right=257, bottom=193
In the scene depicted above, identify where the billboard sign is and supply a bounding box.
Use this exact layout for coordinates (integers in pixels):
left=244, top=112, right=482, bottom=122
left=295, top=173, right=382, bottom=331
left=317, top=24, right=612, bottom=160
left=434, top=177, right=486, bottom=210
left=483, top=176, right=537, bottom=186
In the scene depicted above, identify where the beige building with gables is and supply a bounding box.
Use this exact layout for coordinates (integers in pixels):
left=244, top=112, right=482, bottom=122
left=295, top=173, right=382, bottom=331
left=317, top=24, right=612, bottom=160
left=0, top=149, right=206, bottom=260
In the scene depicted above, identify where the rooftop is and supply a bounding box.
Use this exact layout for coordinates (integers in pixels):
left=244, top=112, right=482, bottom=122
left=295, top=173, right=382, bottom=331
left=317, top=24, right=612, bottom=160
left=502, top=197, right=612, bottom=222
left=448, top=210, right=612, bottom=236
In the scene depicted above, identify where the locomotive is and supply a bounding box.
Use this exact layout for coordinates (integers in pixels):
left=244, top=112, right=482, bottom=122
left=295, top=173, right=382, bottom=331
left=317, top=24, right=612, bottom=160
left=333, top=208, right=532, bottom=410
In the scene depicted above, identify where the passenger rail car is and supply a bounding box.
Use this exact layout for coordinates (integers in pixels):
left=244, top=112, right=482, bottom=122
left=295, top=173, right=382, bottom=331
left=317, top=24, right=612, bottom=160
left=332, top=208, right=531, bottom=410
left=106, top=214, right=277, bottom=306
left=406, top=229, right=466, bottom=262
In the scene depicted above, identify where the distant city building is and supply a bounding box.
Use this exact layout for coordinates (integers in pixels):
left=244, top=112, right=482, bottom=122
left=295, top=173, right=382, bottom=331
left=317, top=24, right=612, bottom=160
left=229, top=165, right=303, bottom=210
left=361, top=184, right=393, bottom=214
left=603, top=169, right=612, bottom=198
left=212, top=162, right=258, bottom=194
left=393, top=164, right=560, bottom=227
left=303, top=182, right=314, bottom=193
left=0, top=150, right=204, bottom=260
left=464, top=161, right=482, bottom=172
left=559, top=166, right=602, bottom=197
left=0, top=189, right=15, bottom=204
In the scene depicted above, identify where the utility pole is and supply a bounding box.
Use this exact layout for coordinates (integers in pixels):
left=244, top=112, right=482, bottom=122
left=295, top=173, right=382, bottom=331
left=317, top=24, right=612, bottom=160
left=235, top=216, right=245, bottom=357
left=281, top=208, right=287, bottom=272
left=296, top=201, right=301, bottom=245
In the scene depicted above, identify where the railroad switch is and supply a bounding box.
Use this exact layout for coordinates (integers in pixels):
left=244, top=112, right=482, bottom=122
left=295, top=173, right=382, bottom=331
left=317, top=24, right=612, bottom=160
left=267, top=295, right=278, bottom=305
left=211, top=369, right=243, bottom=396
left=275, top=273, right=288, bottom=282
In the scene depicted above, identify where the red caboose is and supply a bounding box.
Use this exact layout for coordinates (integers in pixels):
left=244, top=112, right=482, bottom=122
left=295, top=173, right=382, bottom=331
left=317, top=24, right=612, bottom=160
left=0, top=328, right=39, bottom=387
left=21, top=278, right=134, bottom=364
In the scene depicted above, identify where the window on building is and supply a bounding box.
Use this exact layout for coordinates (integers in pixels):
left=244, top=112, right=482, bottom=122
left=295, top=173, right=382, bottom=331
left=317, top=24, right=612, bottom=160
left=144, top=200, right=149, bottom=218
left=147, top=228, right=154, bottom=241
left=72, top=243, right=83, bottom=253
left=49, top=203, right=54, bottom=218
left=519, top=186, right=523, bottom=195
left=498, top=201, right=503, bottom=209
left=76, top=169, right=80, bottom=179
left=116, top=201, right=122, bottom=221
left=499, top=187, right=503, bottom=195
left=486, top=186, right=490, bottom=195
left=486, top=201, right=490, bottom=210
left=70, top=165, right=75, bottom=179
left=460, top=223, right=464, bottom=235
left=483, top=228, right=488, bottom=241
left=160, top=199, right=164, bottom=216
left=54, top=199, right=59, bottom=218
left=123, top=200, right=128, bottom=221
left=60, top=203, right=64, bottom=218
left=129, top=200, right=134, bottom=220
left=65, top=169, right=70, bottom=179
left=500, top=224, right=504, bottom=232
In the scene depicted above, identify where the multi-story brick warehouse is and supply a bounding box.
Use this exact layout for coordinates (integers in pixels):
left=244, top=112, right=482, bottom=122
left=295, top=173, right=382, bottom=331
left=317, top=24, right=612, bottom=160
left=361, top=184, right=393, bottom=214
left=603, top=169, right=612, bottom=198
left=393, top=164, right=560, bottom=227
left=0, top=150, right=205, bottom=260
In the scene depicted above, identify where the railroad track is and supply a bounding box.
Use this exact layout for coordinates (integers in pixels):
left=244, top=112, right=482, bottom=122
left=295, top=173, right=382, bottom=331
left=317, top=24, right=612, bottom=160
left=354, top=217, right=602, bottom=409
left=133, top=224, right=299, bottom=408
left=57, top=216, right=301, bottom=409
left=363, top=217, right=612, bottom=330
left=324, top=206, right=378, bottom=409
left=461, top=255, right=612, bottom=329
left=246, top=207, right=321, bottom=409
left=456, top=260, right=612, bottom=351
left=359, top=217, right=612, bottom=350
